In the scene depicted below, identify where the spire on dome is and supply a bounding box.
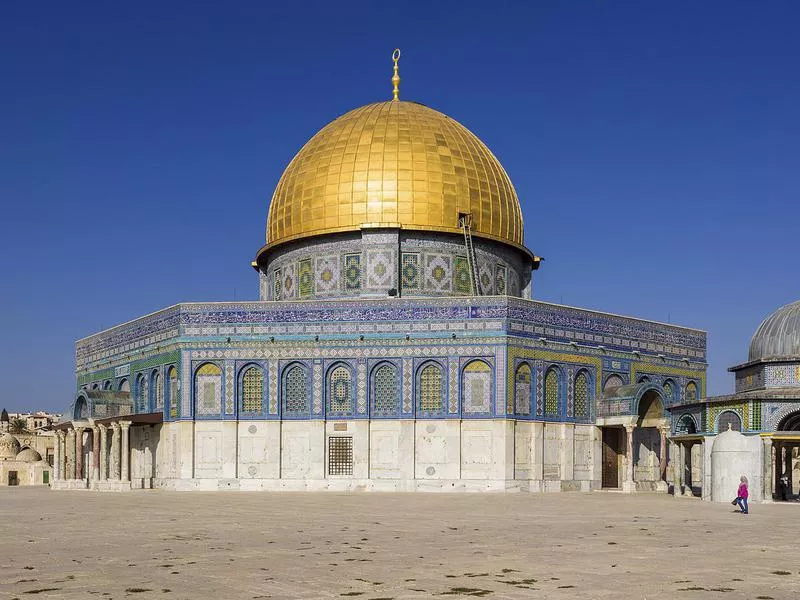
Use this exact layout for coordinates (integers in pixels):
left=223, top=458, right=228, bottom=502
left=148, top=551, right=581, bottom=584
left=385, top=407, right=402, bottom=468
left=391, top=48, right=401, bottom=101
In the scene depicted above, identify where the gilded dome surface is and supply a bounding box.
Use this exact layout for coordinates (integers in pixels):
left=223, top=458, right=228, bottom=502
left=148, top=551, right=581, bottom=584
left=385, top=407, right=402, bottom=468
left=749, top=300, right=800, bottom=362
left=264, top=100, right=525, bottom=251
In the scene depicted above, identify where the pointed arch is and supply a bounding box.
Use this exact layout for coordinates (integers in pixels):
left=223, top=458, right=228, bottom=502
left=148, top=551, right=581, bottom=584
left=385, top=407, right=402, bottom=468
left=685, top=381, right=698, bottom=402
left=544, top=366, right=562, bottom=417
left=370, top=362, right=400, bottom=417
left=282, top=362, right=310, bottom=417
left=135, top=373, right=148, bottom=413
left=327, top=363, right=354, bottom=416
left=717, top=410, right=742, bottom=432
left=574, top=369, right=592, bottom=419
left=676, top=413, right=698, bottom=434
left=514, top=363, right=532, bottom=416
left=240, top=364, right=265, bottom=414
left=417, top=361, right=445, bottom=415
left=194, top=362, right=222, bottom=416
left=662, top=379, right=676, bottom=404
left=462, top=360, right=492, bottom=415
left=167, top=366, right=179, bottom=418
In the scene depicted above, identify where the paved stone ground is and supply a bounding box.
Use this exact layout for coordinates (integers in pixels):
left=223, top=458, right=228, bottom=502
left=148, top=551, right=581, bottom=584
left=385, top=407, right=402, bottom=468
left=1, top=488, right=799, bottom=599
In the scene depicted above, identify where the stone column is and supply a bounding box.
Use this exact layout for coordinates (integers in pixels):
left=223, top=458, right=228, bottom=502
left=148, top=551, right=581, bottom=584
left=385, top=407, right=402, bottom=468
left=785, top=445, right=793, bottom=498
left=120, top=421, right=131, bottom=483
left=110, top=423, right=121, bottom=480
left=762, top=436, right=773, bottom=503
left=64, top=430, right=74, bottom=480
left=54, top=431, right=62, bottom=481
left=91, top=425, right=100, bottom=482
left=656, top=426, right=669, bottom=492
left=98, top=424, right=108, bottom=481
left=75, top=426, right=85, bottom=482
left=623, top=424, right=636, bottom=493
left=671, top=440, right=682, bottom=497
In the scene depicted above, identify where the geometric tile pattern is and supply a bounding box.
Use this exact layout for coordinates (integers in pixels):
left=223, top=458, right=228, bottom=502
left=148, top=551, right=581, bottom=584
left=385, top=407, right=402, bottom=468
left=343, top=254, right=361, bottom=291
left=224, top=360, right=234, bottom=415
left=424, top=254, right=452, bottom=293
left=357, top=360, right=367, bottom=414
left=401, top=253, right=420, bottom=291
left=448, top=360, right=459, bottom=413
left=454, top=256, right=472, bottom=294
left=544, top=367, right=559, bottom=417
left=402, top=358, right=413, bottom=413
left=315, top=255, right=340, bottom=293
left=514, top=363, right=531, bottom=415
left=495, top=264, right=507, bottom=296
left=298, top=258, right=313, bottom=298
left=372, top=363, right=399, bottom=416
left=574, top=370, right=589, bottom=419
left=366, top=249, right=393, bottom=289
left=313, top=362, right=323, bottom=414
left=462, top=360, right=491, bottom=414
left=195, top=363, right=222, bottom=416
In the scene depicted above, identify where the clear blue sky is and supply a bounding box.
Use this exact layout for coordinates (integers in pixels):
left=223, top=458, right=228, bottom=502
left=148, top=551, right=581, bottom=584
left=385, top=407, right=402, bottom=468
left=1, top=1, right=798, bottom=412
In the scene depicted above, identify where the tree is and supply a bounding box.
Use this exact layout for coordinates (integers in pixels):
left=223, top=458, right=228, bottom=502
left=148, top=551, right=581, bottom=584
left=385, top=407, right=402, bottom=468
left=8, top=418, right=29, bottom=434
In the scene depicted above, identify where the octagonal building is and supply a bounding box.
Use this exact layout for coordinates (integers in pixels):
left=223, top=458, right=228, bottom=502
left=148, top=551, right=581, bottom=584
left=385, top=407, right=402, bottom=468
left=53, top=55, right=707, bottom=493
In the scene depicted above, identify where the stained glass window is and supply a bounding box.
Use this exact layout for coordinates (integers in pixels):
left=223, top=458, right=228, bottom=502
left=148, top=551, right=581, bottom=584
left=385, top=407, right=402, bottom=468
left=544, top=368, right=560, bottom=417
left=242, top=367, right=263, bottom=413
left=574, top=371, right=590, bottom=419
left=328, top=366, right=352, bottom=414
left=686, top=381, right=698, bottom=402
left=372, top=364, right=399, bottom=416
left=283, top=364, right=309, bottom=414
left=418, top=363, right=443, bottom=413
left=168, top=367, right=179, bottom=418
left=515, top=364, right=531, bottom=415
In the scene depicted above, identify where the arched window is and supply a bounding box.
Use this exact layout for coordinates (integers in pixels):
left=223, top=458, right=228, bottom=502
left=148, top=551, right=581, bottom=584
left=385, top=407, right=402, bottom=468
left=662, top=380, right=675, bottom=404
left=150, top=370, right=163, bottom=411
left=544, top=367, right=561, bottom=417
left=283, top=364, right=310, bottom=416
left=91, top=383, right=99, bottom=390
left=135, top=374, right=148, bottom=413
left=574, top=370, right=591, bottom=419
left=462, top=360, right=492, bottom=414
left=327, top=365, right=353, bottom=415
left=676, top=414, right=697, bottom=434
left=103, top=380, right=112, bottom=391
left=686, top=381, right=698, bottom=402
left=514, top=363, right=532, bottom=415
left=417, top=363, right=444, bottom=414
left=167, top=367, right=179, bottom=418
left=637, top=375, right=650, bottom=384
left=371, top=363, right=399, bottom=417
left=195, top=363, right=222, bottom=416
left=74, top=396, right=88, bottom=420
left=717, top=411, right=742, bottom=432
left=118, top=378, right=130, bottom=393
left=241, top=366, right=264, bottom=413
left=603, top=374, right=623, bottom=394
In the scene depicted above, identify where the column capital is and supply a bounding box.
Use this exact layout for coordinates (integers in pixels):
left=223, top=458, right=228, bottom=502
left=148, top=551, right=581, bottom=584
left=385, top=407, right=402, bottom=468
left=97, top=423, right=108, bottom=432
left=624, top=424, right=637, bottom=433
left=119, top=420, right=132, bottom=430
left=110, top=422, right=121, bottom=431
left=658, top=424, right=671, bottom=435
left=56, top=430, right=65, bottom=440
left=74, top=425, right=86, bottom=433
left=762, top=436, right=773, bottom=448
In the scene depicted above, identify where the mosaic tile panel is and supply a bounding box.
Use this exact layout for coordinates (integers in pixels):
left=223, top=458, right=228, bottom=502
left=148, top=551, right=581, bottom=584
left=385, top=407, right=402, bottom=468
left=535, top=362, right=544, bottom=416
left=283, top=364, right=309, bottom=414
left=357, top=360, right=367, bottom=414
left=401, top=253, right=420, bottom=291
left=449, top=359, right=459, bottom=413
left=195, top=363, right=222, bottom=416
left=496, top=345, right=505, bottom=416
left=241, top=366, right=263, bottom=413
left=515, top=363, right=531, bottom=415
left=574, top=371, right=590, bottom=419
left=424, top=254, right=452, bottom=293
left=181, top=353, right=190, bottom=417
left=314, top=255, right=341, bottom=293
left=313, top=361, right=323, bottom=414
left=418, top=363, right=444, bottom=413
left=454, top=256, right=472, bottom=295
left=372, top=363, right=400, bottom=416
left=343, top=254, right=362, bottom=291
left=567, top=367, right=574, bottom=417
left=281, top=263, right=296, bottom=300
left=544, top=368, right=559, bottom=417
left=478, top=260, right=493, bottom=295
left=224, top=360, right=234, bottom=415
left=298, top=258, right=313, bottom=298
left=328, top=366, right=352, bottom=415
left=402, top=358, right=413, bottom=413
left=462, top=360, right=491, bottom=414
left=273, top=268, right=282, bottom=301
left=268, top=360, right=278, bottom=414
left=495, top=265, right=507, bottom=296
left=366, top=249, right=393, bottom=289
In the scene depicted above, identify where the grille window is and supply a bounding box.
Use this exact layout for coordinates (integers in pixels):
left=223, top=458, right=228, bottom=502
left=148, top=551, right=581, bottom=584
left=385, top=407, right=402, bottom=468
left=328, top=436, right=353, bottom=476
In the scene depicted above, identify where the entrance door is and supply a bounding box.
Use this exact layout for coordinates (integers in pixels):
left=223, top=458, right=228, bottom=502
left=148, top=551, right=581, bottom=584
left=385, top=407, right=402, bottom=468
left=602, top=429, right=621, bottom=488
left=8, top=471, right=18, bottom=486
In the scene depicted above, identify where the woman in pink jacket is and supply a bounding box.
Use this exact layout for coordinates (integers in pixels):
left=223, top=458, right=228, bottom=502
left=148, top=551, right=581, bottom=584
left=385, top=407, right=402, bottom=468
left=735, top=476, right=749, bottom=514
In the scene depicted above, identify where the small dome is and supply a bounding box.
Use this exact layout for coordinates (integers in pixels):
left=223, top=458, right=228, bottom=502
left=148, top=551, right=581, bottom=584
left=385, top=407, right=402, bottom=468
left=711, top=427, right=749, bottom=453
left=15, top=447, right=42, bottom=463
left=0, top=433, right=21, bottom=460
left=749, top=300, right=800, bottom=362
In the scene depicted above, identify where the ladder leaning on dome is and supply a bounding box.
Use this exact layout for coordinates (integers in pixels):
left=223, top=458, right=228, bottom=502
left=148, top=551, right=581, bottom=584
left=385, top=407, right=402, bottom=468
left=459, top=212, right=481, bottom=296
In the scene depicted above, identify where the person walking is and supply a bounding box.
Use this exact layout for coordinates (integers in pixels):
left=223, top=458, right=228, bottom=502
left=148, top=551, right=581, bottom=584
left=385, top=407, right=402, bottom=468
left=735, top=475, right=749, bottom=514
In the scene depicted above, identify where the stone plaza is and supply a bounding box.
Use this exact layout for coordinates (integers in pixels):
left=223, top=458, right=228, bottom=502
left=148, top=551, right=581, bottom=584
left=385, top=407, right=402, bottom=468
left=2, top=487, right=798, bottom=599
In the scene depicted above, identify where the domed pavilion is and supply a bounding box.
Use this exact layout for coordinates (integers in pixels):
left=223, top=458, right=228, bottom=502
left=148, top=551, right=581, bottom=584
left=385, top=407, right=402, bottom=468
left=670, top=299, right=800, bottom=503
left=53, top=51, right=707, bottom=494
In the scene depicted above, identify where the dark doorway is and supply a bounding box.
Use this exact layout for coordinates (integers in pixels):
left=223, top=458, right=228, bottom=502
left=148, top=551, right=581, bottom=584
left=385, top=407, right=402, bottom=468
left=8, top=471, right=18, bottom=486
left=602, top=428, right=622, bottom=488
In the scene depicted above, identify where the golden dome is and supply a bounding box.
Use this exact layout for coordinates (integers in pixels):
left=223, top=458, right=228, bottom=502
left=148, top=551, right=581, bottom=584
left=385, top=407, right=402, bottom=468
left=262, top=100, right=525, bottom=253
